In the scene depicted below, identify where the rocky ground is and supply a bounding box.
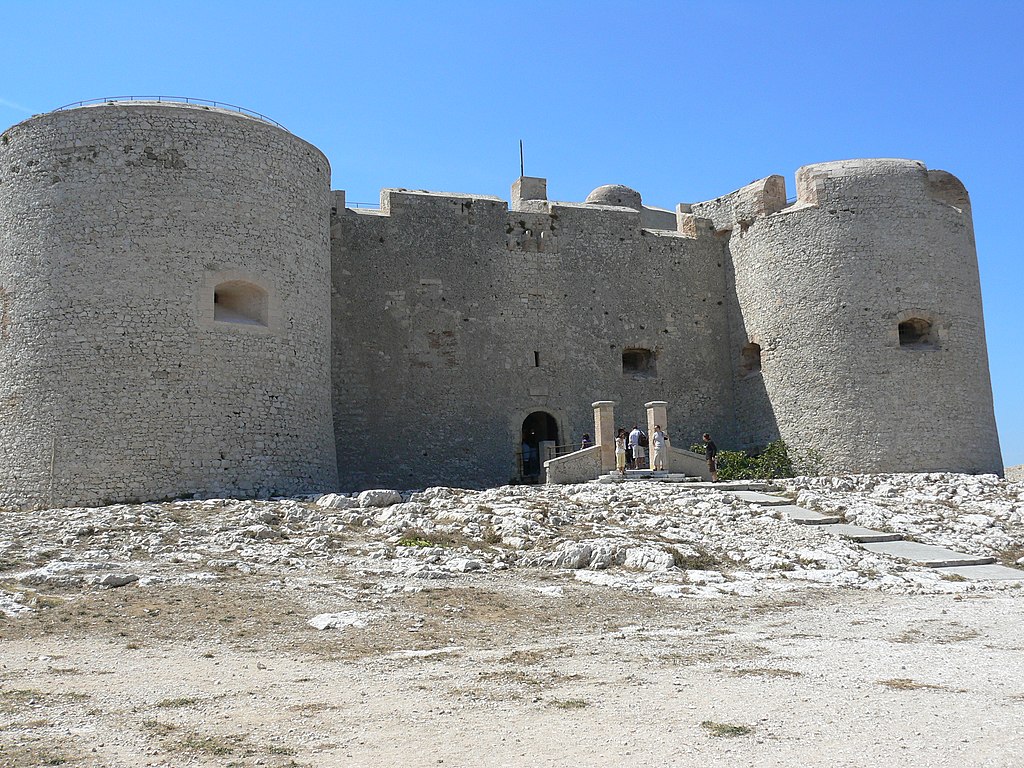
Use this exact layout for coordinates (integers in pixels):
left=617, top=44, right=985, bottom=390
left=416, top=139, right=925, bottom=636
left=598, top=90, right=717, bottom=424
left=2, top=472, right=1023, bottom=766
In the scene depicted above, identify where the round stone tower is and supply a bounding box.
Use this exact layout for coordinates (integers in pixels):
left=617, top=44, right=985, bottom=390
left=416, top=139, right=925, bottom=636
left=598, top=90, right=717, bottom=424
left=730, top=158, right=1002, bottom=474
left=0, top=100, right=337, bottom=506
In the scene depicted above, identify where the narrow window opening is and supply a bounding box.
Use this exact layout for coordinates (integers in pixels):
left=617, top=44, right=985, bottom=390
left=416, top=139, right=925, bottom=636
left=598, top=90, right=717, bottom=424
left=898, top=318, right=936, bottom=349
left=739, top=342, right=762, bottom=376
left=213, top=280, right=269, bottom=327
left=534, top=351, right=540, bottom=367
left=622, top=348, right=656, bottom=378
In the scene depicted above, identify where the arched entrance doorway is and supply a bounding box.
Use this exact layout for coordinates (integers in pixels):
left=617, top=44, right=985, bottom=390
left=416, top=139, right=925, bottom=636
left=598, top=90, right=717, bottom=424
left=520, top=411, right=559, bottom=480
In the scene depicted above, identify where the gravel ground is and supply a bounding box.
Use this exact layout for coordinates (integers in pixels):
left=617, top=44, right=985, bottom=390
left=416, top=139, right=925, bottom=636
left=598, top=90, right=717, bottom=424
left=2, top=473, right=1023, bottom=766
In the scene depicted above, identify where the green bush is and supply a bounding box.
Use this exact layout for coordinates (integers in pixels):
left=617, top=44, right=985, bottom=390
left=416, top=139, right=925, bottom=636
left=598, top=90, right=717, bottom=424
left=689, top=439, right=804, bottom=480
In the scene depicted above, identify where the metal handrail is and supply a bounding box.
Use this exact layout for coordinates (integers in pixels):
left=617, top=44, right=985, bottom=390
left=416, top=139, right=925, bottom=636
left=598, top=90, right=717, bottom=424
left=50, top=96, right=287, bottom=130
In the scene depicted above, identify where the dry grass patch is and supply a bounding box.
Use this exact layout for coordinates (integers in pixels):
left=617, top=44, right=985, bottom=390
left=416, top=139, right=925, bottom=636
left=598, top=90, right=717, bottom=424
left=0, top=739, right=75, bottom=767
left=892, top=625, right=980, bottom=645
left=478, top=669, right=543, bottom=686
left=997, top=546, right=1024, bottom=568
left=397, top=527, right=494, bottom=553
left=701, top=720, right=751, bottom=737
left=0, top=688, right=90, bottom=714
left=0, top=717, right=50, bottom=730
left=174, top=732, right=243, bottom=756
left=549, top=698, right=589, bottom=709
left=730, top=667, right=803, bottom=679
left=140, top=719, right=180, bottom=736
left=156, top=696, right=200, bottom=709
left=499, top=645, right=575, bottom=665
left=289, top=702, right=340, bottom=714
left=879, top=678, right=947, bottom=692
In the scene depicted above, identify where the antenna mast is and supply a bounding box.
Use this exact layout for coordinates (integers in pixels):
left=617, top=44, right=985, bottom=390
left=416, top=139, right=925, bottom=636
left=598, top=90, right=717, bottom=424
left=519, top=140, right=524, bottom=177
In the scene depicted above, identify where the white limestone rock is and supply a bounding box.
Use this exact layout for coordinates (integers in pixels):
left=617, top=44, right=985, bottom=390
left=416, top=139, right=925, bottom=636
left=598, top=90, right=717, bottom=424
left=17, top=561, right=107, bottom=587
left=623, top=546, right=677, bottom=571
left=447, top=558, right=484, bottom=573
left=92, top=573, right=140, bottom=588
left=316, top=493, right=359, bottom=510
left=358, top=489, right=403, bottom=508
left=308, top=611, right=371, bottom=631
left=0, top=591, right=32, bottom=617
left=243, top=524, right=279, bottom=540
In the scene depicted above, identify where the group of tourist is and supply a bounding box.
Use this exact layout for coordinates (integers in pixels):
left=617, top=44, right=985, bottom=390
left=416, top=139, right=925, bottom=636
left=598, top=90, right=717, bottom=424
left=609, top=424, right=666, bottom=474
left=601, top=427, right=718, bottom=481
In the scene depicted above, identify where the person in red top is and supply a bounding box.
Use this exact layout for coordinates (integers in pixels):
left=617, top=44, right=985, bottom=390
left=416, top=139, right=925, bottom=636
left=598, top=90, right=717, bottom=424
left=702, top=432, right=718, bottom=482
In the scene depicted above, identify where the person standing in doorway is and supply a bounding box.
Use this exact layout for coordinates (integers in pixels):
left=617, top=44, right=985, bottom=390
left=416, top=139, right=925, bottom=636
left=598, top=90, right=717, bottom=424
left=702, top=432, right=718, bottom=482
left=629, top=424, right=646, bottom=470
left=651, top=425, right=668, bottom=471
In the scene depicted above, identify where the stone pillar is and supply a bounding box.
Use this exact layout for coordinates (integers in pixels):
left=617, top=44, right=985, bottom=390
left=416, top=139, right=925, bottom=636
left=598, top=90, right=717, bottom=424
left=539, top=440, right=556, bottom=482
left=593, top=401, right=616, bottom=472
left=645, top=401, right=669, bottom=448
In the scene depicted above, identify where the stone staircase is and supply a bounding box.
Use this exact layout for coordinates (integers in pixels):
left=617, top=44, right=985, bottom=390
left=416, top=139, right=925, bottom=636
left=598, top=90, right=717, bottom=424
left=731, top=490, right=1024, bottom=581
left=593, top=469, right=701, bottom=484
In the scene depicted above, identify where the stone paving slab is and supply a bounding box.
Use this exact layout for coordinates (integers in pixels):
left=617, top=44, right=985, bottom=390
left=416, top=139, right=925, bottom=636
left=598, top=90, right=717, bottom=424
left=686, top=482, right=778, bottom=492
left=771, top=505, right=842, bottom=525
left=819, top=523, right=903, bottom=542
left=861, top=540, right=996, bottom=567
left=732, top=491, right=791, bottom=505
left=935, top=564, right=1024, bottom=581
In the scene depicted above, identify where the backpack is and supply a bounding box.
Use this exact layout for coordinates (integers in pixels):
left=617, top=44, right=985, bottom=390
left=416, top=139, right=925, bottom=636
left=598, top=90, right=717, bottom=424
left=639, top=431, right=648, bottom=448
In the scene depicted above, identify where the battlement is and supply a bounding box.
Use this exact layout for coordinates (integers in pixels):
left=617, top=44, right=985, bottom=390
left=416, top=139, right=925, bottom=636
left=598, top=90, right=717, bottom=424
left=690, top=158, right=972, bottom=232
left=335, top=177, right=713, bottom=242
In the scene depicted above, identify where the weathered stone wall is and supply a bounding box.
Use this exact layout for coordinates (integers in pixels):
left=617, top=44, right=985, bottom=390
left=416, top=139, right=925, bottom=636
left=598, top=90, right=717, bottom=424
left=694, top=159, right=1002, bottom=474
left=0, top=97, right=1004, bottom=504
left=0, top=102, right=337, bottom=506
left=330, top=189, right=737, bottom=489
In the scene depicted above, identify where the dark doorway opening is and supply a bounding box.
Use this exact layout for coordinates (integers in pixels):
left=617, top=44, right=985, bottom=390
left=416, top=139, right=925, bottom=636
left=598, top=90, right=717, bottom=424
left=520, top=411, right=559, bottom=480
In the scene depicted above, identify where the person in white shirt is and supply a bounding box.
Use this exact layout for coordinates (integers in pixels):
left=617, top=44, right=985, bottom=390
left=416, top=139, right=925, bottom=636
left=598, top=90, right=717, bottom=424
left=650, top=425, right=668, bottom=471
left=628, top=425, right=646, bottom=469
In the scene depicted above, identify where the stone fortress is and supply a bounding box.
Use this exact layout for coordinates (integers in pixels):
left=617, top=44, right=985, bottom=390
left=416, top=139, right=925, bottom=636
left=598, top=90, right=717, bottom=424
left=0, top=99, right=1004, bottom=508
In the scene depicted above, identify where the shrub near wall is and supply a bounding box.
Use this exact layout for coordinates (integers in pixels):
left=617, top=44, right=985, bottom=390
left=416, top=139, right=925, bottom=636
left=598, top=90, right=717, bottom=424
left=690, top=440, right=811, bottom=481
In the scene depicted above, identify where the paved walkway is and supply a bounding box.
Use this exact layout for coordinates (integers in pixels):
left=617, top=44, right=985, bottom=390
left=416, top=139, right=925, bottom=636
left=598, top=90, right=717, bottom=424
left=591, top=473, right=1022, bottom=582
left=734, top=491, right=1024, bottom=581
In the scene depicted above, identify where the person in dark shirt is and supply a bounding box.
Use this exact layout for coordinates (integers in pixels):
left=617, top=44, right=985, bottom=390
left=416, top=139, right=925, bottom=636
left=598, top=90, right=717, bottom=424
left=702, top=432, right=718, bottom=482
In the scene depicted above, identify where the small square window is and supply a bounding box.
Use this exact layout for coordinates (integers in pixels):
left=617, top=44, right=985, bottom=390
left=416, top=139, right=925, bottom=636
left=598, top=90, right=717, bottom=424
left=623, top=348, right=656, bottom=378
left=899, top=318, right=937, bottom=349
left=740, top=342, right=762, bottom=376
left=214, top=280, right=268, bottom=327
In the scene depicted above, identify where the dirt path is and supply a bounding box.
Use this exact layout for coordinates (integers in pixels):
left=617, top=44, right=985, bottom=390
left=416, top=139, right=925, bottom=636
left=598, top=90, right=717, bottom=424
left=3, top=569, right=1023, bottom=767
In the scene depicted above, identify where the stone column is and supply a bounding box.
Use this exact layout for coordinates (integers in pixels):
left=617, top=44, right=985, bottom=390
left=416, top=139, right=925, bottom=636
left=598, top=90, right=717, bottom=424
left=538, top=440, right=556, bottom=482
left=592, top=401, right=616, bottom=472
left=645, top=401, right=669, bottom=448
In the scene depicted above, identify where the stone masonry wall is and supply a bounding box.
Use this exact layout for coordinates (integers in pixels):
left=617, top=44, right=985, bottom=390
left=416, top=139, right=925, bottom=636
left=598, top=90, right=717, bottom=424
left=0, top=96, right=1004, bottom=505
left=0, top=103, right=337, bottom=507
left=331, top=190, right=736, bottom=490
left=694, top=159, right=1003, bottom=474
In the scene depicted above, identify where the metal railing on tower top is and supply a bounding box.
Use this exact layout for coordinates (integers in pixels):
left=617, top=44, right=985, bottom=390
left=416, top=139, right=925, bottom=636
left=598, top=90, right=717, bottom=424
left=50, top=96, right=287, bottom=130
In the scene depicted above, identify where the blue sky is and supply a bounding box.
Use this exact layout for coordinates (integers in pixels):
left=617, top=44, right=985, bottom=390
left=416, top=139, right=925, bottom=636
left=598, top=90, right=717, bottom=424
left=2, top=0, right=1021, bottom=466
